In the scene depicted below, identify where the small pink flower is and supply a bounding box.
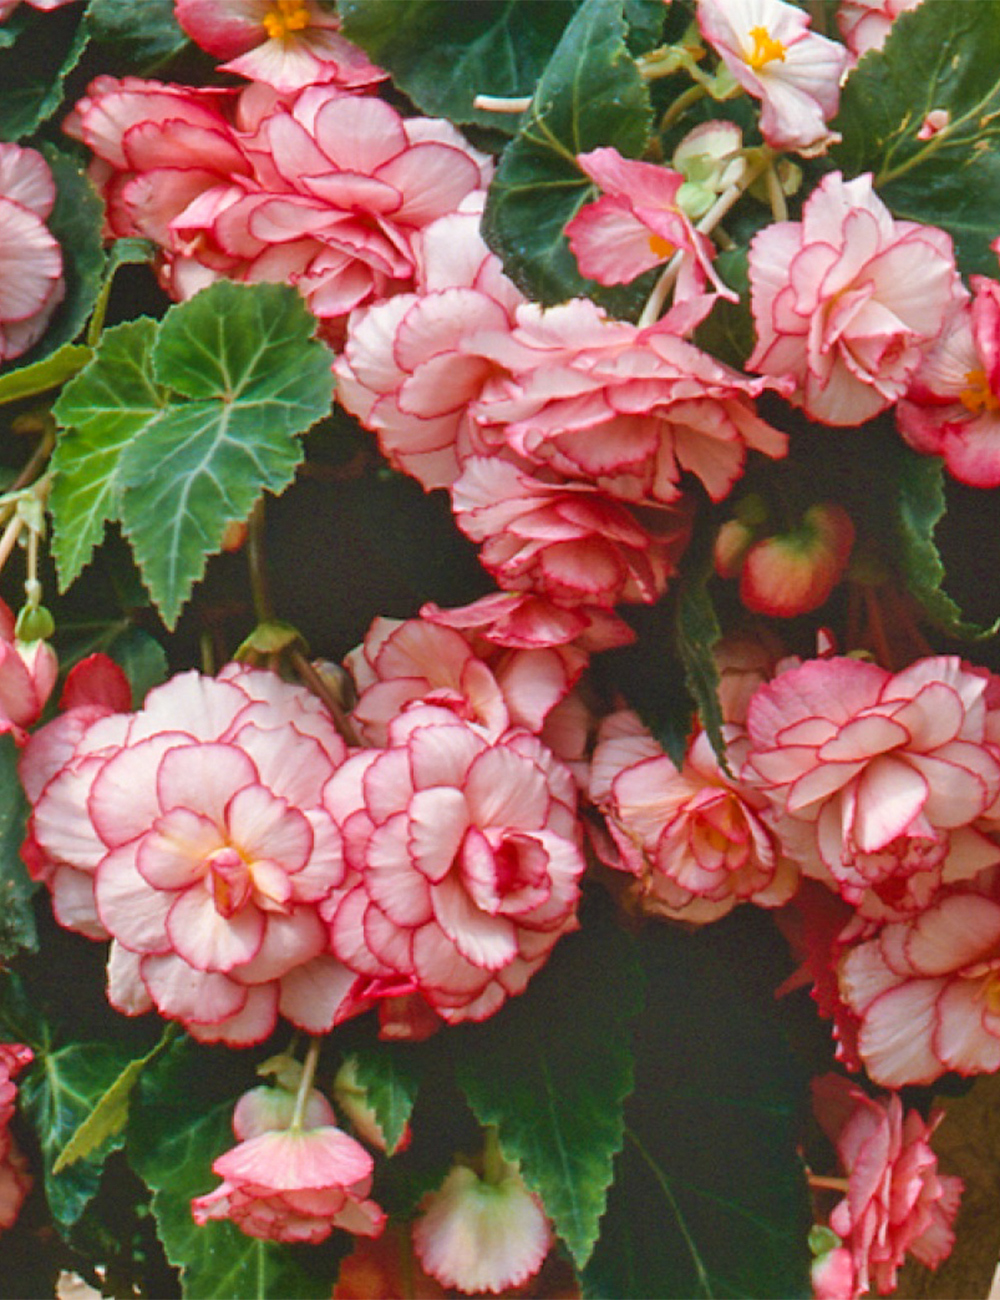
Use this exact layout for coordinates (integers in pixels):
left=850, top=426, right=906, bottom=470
left=475, top=297, right=789, bottom=506
left=322, top=706, right=586, bottom=1028
left=192, top=1080, right=384, bottom=1244
left=0, top=1043, right=33, bottom=1233
left=0, top=595, right=58, bottom=739
left=697, top=0, right=849, bottom=157
left=412, top=1160, right=551, bottom=1296
left=836, top=0, right=924, bottom=60
left=748, top=172, right=963, bottom=426
left=819, top=1081, right=962, bottom=1294
left=810, top=1241, right=855, bottom=1300
left=0, top=143, right=64, bottom=363
left=897, top=277, right=1000, bottom=487
left=452, top=457, right=693, bottom=610
left=589, top=710, right=797, bottom=923
left=174, top=0, right=386, bottom=94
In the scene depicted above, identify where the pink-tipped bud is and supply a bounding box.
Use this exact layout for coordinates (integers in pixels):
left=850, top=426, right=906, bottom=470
left=738, top=503, right=855, bottom=617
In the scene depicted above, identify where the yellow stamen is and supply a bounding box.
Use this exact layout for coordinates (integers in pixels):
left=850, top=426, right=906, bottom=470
left=647, top=233, right=675, bottom=259
left=263, top=0, right=311, bottom=40
left=959, top=368, right=999, bottom=415
left=745, top=25, right=786, bottom=72
left=982, top=972, right=1000, bottom=1015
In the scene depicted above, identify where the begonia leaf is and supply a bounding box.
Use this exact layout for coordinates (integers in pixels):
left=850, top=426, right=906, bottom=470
left=582, top=913, right=812, bottom=1300
left=346, top=1044, right=422, bottom=1157
left=20, top=1038, right=139, bottom=1230
left=482, top=0, right=653, bottom=313
left=833, top=0, right=1000, bottom=277
left=0, top=6, right=89, bottom=141
left=85, top=0, right=191, bottom=71
left=456, top=890, right=643, bottom=1269
left=0, top=733, right=36, bottom=962
left=51, top=318, right=165, bottom=591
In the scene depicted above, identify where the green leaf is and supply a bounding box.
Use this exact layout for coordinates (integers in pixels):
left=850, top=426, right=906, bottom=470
left=0, top=7, right=89, bottom=140
left=131, top=1091, right=330, bottom=1299
left=85, top=0, right=190, bottom=70
left=482, top=0, right=652, bottom=311
left=116, top=281, right=334, bottom=627
left=582, top=914, right=811, bottom=1300
left=0, top=733, right=35, bottom=962
left=347, top=1044, right=422, bottom=1157
left=340, top=0, right=577, bottom=132
left=53, top=1025, right=178, bottom=1174
left=672, top=521, right=726, bottom=769
left=20, top=1039, right=138, bottom=1230
left=456, top=891, right=642, bottom=1269
left=832, top=0, right=1000, bottom=276
left=51, top=318, right=165, bottom=591
left=104, top=624, right=169, bottom=706
left=0, top=344, right=91, bottom=406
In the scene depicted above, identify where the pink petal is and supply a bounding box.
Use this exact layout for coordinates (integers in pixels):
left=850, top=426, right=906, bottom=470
left=165, top=886, right=265, bottom=972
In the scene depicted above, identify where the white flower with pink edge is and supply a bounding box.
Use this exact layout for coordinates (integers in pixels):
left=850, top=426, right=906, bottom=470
left=0, top=142, right=64, bottom=363
left=697, top=0, right=849, bottom=157
left=747, top=172, right=964, bottom=426
left=837, top=0, right=924, bottom=60
left=22, top=665, right=362, bottom=1047
left=0, top=1043, right=33, bottom=1233
left=322, top=705, right=586, bottom=1029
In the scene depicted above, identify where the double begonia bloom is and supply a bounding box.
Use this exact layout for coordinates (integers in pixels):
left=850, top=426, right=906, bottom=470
left=825, top=1087, right=962, bottom=1295
left=192, top=1081, right=384, bottom=1243
left=0, top=1043, right=32, bottom=1234
left=334, top=194, right=524, bottom=491
left=452, top=457, right=693, bottom=611
left=589, top=711, right=797, bottom=924
left=421, top=591, right=636, bottom=656
left=697, top=0, right=849, bottom=157
left=836, top=0, right=924, bottom=60
left=322, top=705, right=586, bottom=1027
left=0, top=142, right=65, bottom=363
left=174, top=0, right=385, bottom=94
left=22, top=665, right=361, bottom=1046
left=565, top=147, right=736, bottom=301
left=412, top=1161, right=551, bottom=1296
left=747, top=172, right=963, bottom=426
left=475, top=297, right=789, bottom=506
left=897, top=277, right=1000, bottom=487
left=744, top=656, right=1000, bottom=912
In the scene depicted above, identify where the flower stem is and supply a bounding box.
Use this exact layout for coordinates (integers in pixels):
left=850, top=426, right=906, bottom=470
left=290, top=1036, right=322, bottom=1131
left=246, top=499, right=274, bottom=624
left=808, top=1173, right=850, bottom=1194
left=660, top=82, right=708, bottom=132
left=481, top=1125, right=508, bottom=1186
left=289, top=647, right=361, bottom=746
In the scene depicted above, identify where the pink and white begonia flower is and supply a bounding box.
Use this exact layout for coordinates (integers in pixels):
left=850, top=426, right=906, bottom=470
left=0, top=1043, right=32, bottom=1234
left=897, top=277, right=1000, bottom=488
left=452, top=457, right=693, bottom=611
left=334, top=194, right=524, bottom=490
left=837, top=883, right=1000, bottom=1085
left=0, top=142, right=65, bottom=363
left=0, top=595, right=57, bottom=739
left=589, top=710, right=797, bottom=924
left=22, top=665, right=363, bottom=1046
left=564, top=146, right=737, bottom=301
left=816, top=1081, right=962, bottom=1296
left=743, top=655, right=1000, bottom=912
left=0, top=0, right=78, bottom=21
left=192, top=1078, right=384, bottom=1243
left=747, top=171, right=963, bottom=426
left=697, top=0, right=849, bottom=157
left=836, top=0, right=924, bottom=61
left=421, top=591, right=636, bottom=655
left=475, top=297, right=789, bottom=506
left=412, top=1158, right=551, bottom=1296
left=322, top=704, right=586, bottom=1028
left=174, top=0, right=385, bottom=94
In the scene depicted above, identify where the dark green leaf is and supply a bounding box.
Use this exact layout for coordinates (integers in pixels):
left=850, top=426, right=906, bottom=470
left=0, top=733, right=35, bottom=962
left=51, top=318, right=165, bottom=591
left=104, top=624, right=169, bottom=706
left=583, top=914, right=811, bottom=1300
left=85, top=0, right=190, bottom=70
left=340, top=0, right=577, bottom=132
left=20, top=1039, right=137, bottom=1230
left=0, top=8, right=89, bottom=140
left=347, top=1044, right=422, bottom=1156
left=672, top=521, right=726, bottom=769
left=457, top=891, right=642, bottom=1268
left=833, top=0, right=1000, bottom=276
left=693, top=249, right=754, bottom=371
left=0, top=344, right=91, bottom=405
left=482, top=0, right=652, bottom=311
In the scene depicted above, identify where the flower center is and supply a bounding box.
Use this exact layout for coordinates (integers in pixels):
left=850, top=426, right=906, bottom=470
left=959, top=368, right=999, bottom=415
left=208, top=846, right=252, bottom=918
left=263, top=0, right=311, bottom=40
left=745, top=26, right=786, bottom=71
left=647, top=234, right=675, bottom=259
left=980, top=969, right=1000, bottom=1015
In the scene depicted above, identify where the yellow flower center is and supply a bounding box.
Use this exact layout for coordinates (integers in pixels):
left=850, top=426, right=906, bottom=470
left=959, top=368, right=1000, bottom=415
left=980, top=970, right=1000, bottom=1015
left=745, top=25, right=786, bottom=71
left=263, top=0, right=311, bottom=40
left=647, top=234, right=675, bottom=259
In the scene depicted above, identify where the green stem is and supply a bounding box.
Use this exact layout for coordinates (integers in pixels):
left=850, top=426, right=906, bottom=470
left=481, top=1125, right=507, bottom=1186
left=246, top=498, right=274, bottom=624
left=290, top=1037, right=322, bottom=1132
left=660, top=83, right=708, bottom=133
